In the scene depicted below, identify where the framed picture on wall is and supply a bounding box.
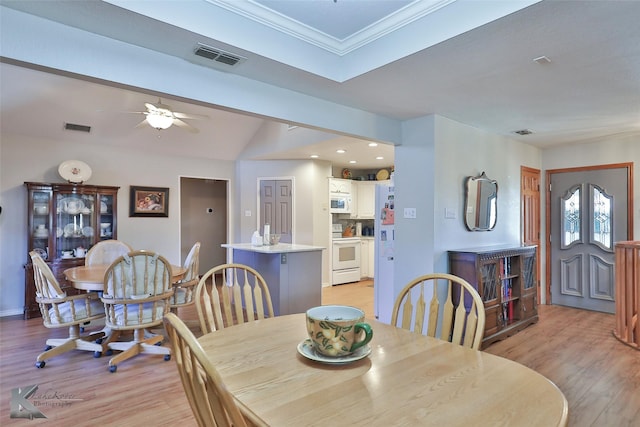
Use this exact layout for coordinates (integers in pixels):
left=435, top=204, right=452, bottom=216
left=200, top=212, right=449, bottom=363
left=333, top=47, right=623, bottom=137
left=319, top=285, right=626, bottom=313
left=129, top=186, right=169, bottom=217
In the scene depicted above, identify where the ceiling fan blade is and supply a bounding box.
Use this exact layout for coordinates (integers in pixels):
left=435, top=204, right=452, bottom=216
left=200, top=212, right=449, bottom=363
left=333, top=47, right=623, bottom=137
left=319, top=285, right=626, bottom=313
left=134, top=118, right=149, bottom=129
left=145, top=102, right=159, bottom=112
left=173, top=118, right=199, bottom=133
left=173, top=111, right=209, bottom=120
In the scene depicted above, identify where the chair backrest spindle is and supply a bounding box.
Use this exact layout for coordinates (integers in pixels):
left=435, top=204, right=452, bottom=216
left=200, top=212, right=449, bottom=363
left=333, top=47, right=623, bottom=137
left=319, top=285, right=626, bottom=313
left=391, top=273, right=485, bottom=350
left=195, top=263, right=274, bottom=334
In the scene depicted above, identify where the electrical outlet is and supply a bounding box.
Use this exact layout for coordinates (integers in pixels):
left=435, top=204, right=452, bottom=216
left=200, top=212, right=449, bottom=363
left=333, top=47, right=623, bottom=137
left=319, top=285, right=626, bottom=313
left=403, top=207, right=417, bottom=219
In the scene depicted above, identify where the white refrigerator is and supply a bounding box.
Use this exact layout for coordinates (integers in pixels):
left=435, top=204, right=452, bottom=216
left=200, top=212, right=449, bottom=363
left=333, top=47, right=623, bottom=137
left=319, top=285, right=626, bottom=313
left=374, top=182, right=395, bottom=323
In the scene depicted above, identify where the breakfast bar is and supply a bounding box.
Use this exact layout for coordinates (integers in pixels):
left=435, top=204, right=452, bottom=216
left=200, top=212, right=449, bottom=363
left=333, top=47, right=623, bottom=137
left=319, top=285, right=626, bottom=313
left=222, top=243, right=324, bottom=315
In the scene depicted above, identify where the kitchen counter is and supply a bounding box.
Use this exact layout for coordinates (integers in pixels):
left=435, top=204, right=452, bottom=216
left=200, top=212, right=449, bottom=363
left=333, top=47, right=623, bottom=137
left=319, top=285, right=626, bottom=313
left=221, top=243, right=324, bottom=253
left=222, top=243, right=325, bottom=315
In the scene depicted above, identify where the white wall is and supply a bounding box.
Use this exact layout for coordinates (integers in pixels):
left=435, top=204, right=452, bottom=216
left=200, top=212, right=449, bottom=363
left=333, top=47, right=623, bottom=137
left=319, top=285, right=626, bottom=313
left=382, top=115, right=543, bottom=321
left=0, top=133, right=236, bottom=316
left=234, top=159, right=332, bottom=286
left=433, top=116, right=542, bottom=271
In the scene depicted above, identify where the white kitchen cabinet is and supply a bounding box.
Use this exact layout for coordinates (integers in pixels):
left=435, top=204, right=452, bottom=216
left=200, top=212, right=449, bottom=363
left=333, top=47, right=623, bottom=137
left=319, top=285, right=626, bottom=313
left=360, top=239, right=369, bottom=278
left=349, top=183, right=358, bottom=219
left=329, top=178, right=352, bottom=194
left=360, top=238, right=375, bottom=278
left=356, top=181, right=376, bottom=218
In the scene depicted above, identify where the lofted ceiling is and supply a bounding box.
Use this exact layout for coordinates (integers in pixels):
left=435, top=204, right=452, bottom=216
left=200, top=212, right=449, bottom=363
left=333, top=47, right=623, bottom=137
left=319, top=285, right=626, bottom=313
left=1, top=0, right=639, bottom=169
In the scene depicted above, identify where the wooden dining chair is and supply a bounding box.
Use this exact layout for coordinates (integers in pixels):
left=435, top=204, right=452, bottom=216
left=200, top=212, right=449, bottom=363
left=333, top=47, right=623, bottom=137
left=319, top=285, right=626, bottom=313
left=29, top=251, right=106, bottom=368
left=195, top=263, right=274, bottom=334
left=85, top=239, right=133, bottom=266
left=391, top=273, right=486, bottom=350
left=170, top=242, right=201, bottom=312
left=101, top=250, right=174, bottom=372
left=163, top=313, right=267, bottom=427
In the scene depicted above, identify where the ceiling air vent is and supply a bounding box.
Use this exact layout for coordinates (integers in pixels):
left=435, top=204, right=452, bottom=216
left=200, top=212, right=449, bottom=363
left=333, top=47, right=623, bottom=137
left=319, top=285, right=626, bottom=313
left=64, top=123, right=91, bottom=133
left=513, top=129, right=533, bottom=135
left=194, top=43, right=246, bottom=67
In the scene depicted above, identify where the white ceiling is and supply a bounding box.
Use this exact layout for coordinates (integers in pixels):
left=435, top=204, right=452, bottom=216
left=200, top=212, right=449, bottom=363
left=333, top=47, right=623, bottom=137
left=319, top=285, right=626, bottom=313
left=1, top=0, right=639, bottom=169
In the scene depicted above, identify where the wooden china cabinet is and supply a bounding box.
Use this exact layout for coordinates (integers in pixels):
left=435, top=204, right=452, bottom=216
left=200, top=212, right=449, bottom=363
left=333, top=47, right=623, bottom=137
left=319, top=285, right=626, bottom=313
left=23, top=182, right=120, bottom=319
left=449, top=245, right=538, bottom=349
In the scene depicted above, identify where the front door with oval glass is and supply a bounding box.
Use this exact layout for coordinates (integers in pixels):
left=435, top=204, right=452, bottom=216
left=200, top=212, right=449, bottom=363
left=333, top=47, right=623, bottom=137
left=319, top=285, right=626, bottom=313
left=550, top=166, right=629, bottom=313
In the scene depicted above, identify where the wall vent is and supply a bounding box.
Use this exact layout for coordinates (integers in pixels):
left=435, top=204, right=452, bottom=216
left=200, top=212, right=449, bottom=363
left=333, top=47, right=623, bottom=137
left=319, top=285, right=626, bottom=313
left=194, top=43, right=246, bottom=67
left=64, top=123, right=91, bottom=133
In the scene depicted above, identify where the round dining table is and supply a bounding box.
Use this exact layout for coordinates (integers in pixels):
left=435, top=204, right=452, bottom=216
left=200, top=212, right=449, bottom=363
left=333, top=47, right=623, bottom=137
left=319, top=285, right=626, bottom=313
left=198, top=313, right=568, bottom=427
left=64, top=264, right=187, bottom=291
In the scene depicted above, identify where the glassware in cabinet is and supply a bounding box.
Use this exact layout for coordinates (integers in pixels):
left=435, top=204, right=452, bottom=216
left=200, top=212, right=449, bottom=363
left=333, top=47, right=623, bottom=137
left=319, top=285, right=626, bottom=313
left=55, top=192, right=95, bottom=260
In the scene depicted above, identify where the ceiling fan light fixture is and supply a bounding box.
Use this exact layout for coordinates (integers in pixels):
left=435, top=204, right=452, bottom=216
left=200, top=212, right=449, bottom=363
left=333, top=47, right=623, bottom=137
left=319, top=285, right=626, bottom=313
left=146, top=112, right=173, bottom=130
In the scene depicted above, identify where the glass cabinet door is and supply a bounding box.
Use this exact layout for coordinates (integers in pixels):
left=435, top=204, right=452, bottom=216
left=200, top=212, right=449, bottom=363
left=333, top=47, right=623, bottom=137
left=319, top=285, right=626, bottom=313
left=30, top=189, right=52, bottom=260
left=55, top=193, right=95, bottom=259
left=98, top=193, right=115, bottom=240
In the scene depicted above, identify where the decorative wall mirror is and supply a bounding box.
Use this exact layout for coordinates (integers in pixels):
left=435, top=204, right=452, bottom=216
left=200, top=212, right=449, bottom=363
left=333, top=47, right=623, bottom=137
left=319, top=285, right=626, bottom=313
left=464, top=172, right=498, bottom=231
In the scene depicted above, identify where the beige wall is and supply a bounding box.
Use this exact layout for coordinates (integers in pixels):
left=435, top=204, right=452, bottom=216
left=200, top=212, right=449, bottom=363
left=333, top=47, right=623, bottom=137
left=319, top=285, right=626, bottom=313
left=0, top=133, right=236, bottom=316
left=235, top=159, right=332, bottom=286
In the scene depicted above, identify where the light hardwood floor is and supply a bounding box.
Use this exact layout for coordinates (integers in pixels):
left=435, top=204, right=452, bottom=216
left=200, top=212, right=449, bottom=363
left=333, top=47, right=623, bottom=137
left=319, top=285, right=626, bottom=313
left=1, top=281, right=637, bottom=426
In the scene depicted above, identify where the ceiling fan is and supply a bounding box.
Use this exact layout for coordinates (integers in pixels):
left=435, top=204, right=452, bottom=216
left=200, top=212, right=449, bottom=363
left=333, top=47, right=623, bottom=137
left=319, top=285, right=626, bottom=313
left=132, top=98, right=208, bottom=133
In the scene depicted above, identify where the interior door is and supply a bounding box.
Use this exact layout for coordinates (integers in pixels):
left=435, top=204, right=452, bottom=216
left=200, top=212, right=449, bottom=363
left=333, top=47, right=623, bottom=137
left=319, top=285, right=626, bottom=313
left=260, top=179, right=292, bottom=243
left=521, top=166, right=541, bottom=302
left=549, top=166, right=629, bottom=313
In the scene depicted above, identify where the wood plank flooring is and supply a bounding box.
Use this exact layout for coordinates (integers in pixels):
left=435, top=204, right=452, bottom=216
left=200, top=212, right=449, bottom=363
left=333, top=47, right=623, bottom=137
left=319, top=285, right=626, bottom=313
left=1, top=281, right=637, bottom=426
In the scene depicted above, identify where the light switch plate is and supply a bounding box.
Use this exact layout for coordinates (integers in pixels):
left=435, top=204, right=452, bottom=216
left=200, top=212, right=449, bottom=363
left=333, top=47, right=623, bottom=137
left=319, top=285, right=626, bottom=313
left=445, top=208, right=457, bottom=219
left=403, top=207, right=417, bottom=219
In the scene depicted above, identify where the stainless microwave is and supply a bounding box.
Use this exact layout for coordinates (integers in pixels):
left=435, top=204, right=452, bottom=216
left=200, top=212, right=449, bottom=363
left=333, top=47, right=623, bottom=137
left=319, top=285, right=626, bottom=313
left=330, top=193, right=351, bottom=213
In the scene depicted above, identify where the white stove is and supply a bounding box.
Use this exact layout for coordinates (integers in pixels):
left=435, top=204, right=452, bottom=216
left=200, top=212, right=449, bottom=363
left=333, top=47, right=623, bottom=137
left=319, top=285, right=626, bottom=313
left=331, top=224, right=361, bottom=285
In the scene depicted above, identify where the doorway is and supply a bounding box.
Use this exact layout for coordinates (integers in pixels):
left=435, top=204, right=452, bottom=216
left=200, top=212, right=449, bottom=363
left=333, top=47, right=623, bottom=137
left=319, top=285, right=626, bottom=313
left=546, top=163, right=632, bottom=313
left=180, top=177, right=228, bottom=273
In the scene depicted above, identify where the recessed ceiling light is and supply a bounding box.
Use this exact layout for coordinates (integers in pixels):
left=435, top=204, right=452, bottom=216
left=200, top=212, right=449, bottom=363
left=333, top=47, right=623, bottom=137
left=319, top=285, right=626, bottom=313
left=310, top=154, right=319, bottom=159
left=349, top=160, right=357, bottom=164
left=336, top=149, right=346, bottom=154
left=376, top=156, right=384, bottom=160
left=368, top=142, right=378, bottom=147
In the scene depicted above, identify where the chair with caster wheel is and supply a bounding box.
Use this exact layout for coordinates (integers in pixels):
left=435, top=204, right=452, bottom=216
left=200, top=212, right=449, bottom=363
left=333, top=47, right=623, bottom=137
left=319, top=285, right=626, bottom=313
left=101, top=250, right=174, bottom=372
left=85, top=239, right=133, bottom=266
left=169, top=241, right=200, bottom=313
left=29, top=251, right=106, bottom=368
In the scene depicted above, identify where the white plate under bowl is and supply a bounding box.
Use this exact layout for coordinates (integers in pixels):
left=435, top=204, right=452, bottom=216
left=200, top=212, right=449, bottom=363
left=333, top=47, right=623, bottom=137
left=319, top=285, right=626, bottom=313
left=297, top=339, right=371, bottom=364
left=58, top=160, right=92, bottom=183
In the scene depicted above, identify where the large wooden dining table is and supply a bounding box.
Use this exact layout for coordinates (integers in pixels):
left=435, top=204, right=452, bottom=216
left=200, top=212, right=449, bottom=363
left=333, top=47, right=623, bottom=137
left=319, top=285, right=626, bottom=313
left=198, top=313, right=568, bottom=427
left=64, top=264, right=186, bottom=291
